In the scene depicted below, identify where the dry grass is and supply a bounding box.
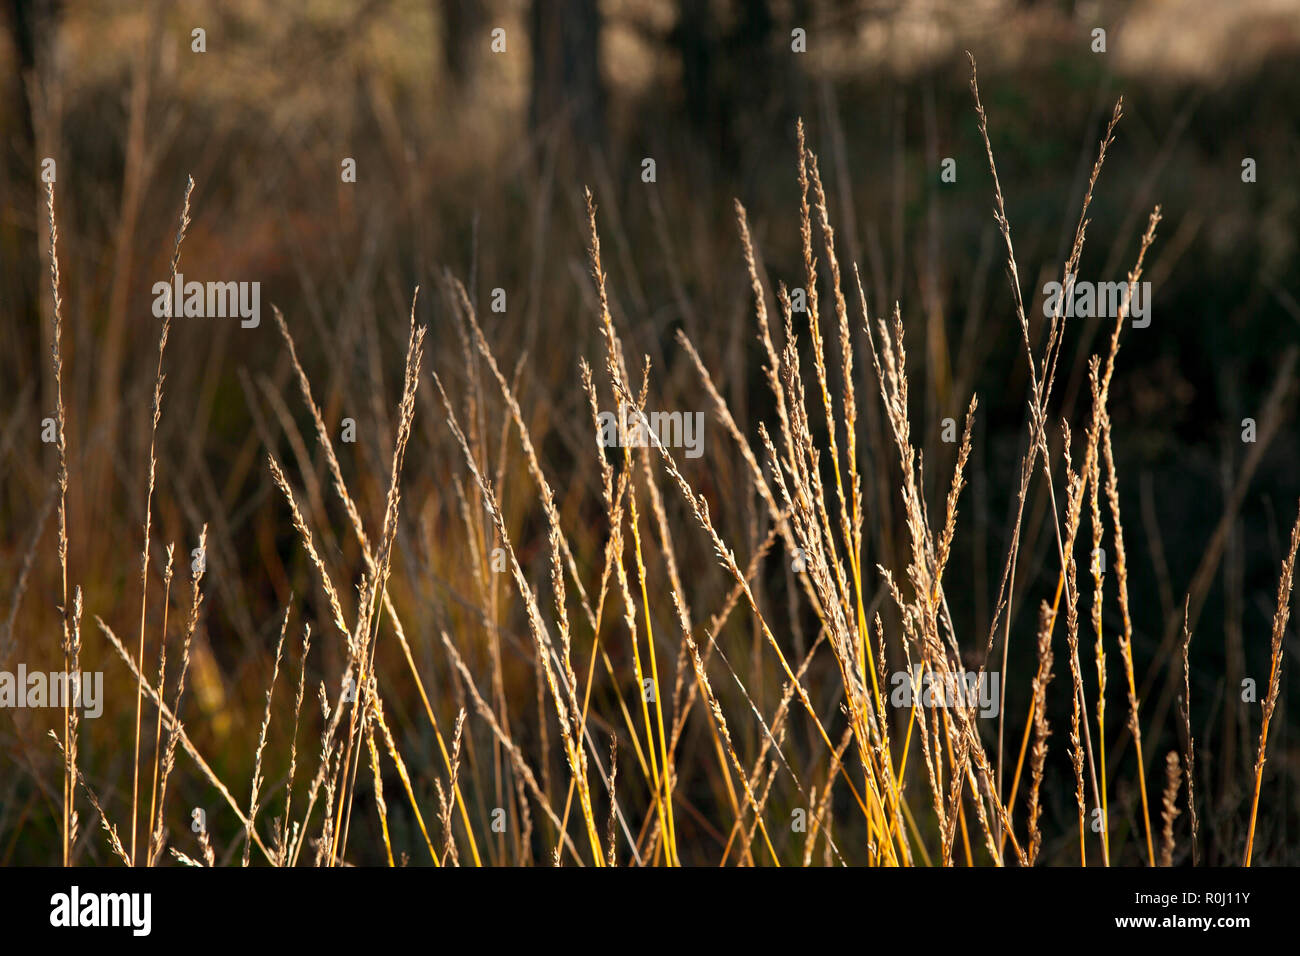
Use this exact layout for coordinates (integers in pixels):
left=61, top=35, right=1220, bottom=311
left=7, top=56, right=1299, bottom=868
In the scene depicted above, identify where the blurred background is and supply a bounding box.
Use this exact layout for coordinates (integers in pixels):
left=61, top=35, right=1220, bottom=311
left=1, top=0, right=1298, bottom=865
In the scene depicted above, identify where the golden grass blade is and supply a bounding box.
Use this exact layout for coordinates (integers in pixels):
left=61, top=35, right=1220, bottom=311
left=131, top=176, right=194, bottom=867
left=1243, top=499, right=1300, bottom=865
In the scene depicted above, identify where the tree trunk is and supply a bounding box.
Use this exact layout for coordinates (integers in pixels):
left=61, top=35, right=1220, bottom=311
left=440, top=0, right=485, bottom=91
left=529, top=0, right=605, bottom=150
